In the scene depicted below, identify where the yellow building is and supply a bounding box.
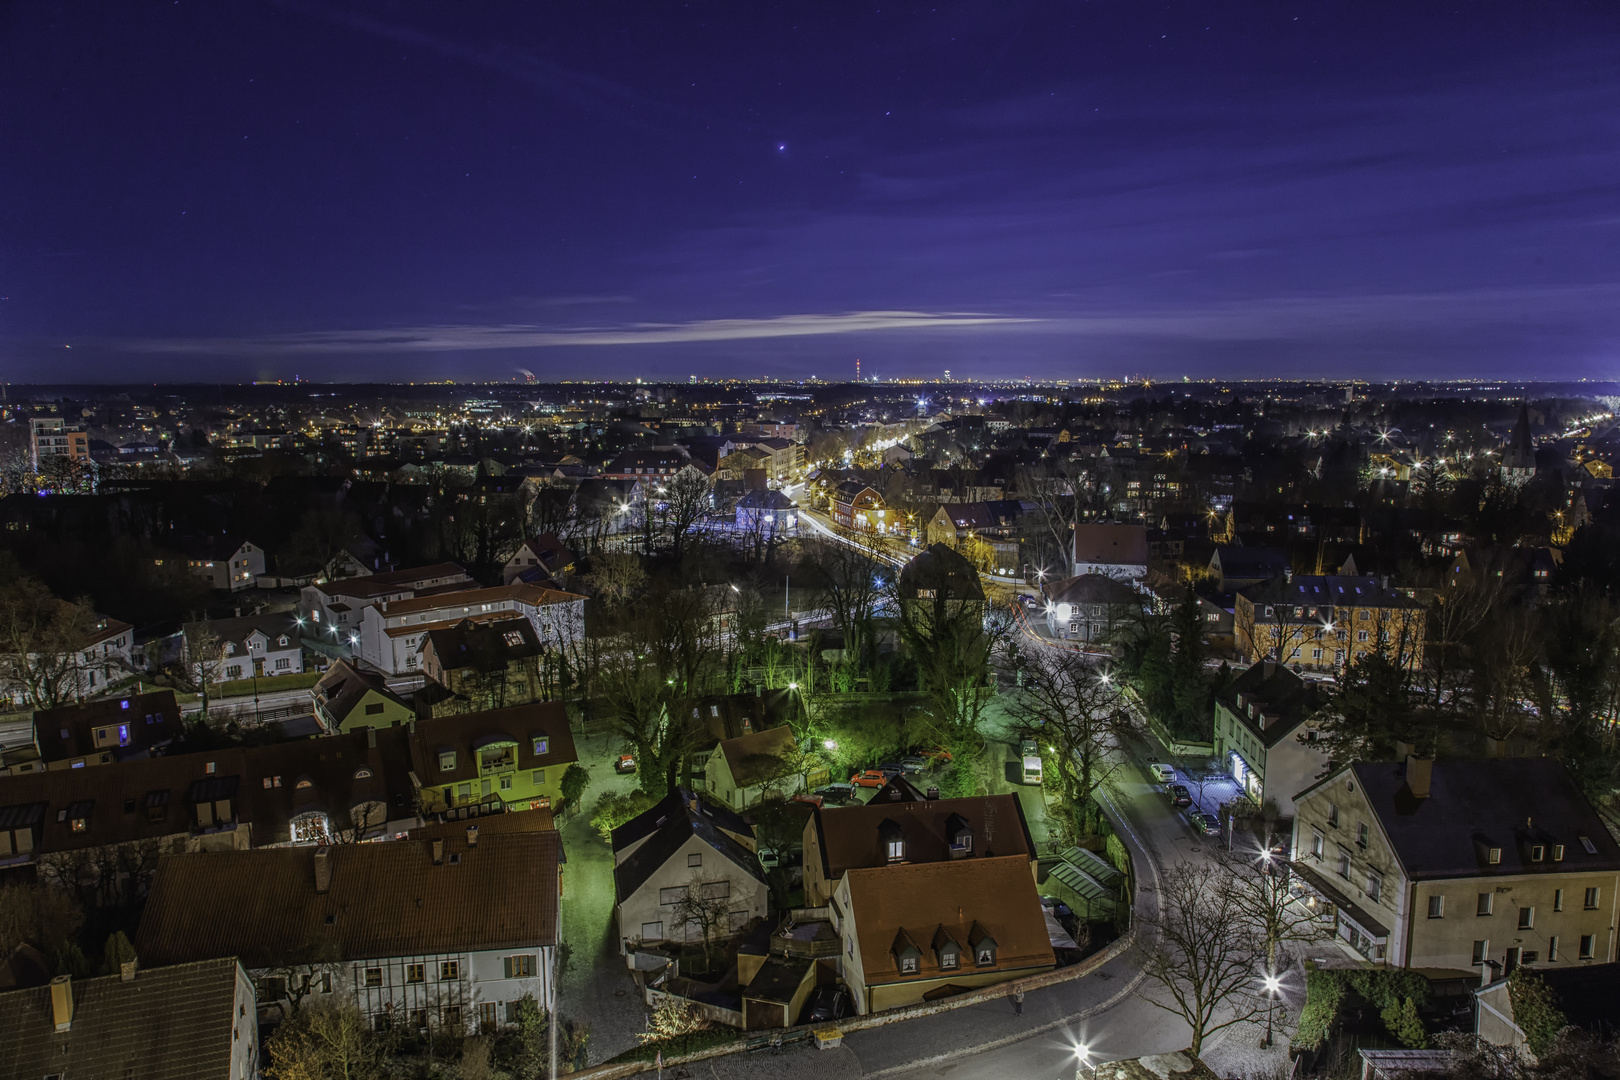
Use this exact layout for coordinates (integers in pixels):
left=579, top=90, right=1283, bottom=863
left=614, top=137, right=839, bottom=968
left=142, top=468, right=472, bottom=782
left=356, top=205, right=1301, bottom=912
left=409, top=701, right=578, bottom=815
left=1234, top=574, right=1425, bottom=672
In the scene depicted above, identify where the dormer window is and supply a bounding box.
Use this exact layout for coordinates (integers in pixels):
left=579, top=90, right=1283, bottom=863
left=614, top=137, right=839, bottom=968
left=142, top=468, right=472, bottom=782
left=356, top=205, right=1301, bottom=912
left=879, top=819, right=905, bottom=863
left=503, top=630, right=523, bottom=647
left=1488, top=847, right=1502, bottom=865
left=532, top=735, right=549, bottom=755
left=1531, top=845, right=1545, bottom=862
left=891, top=928, right=922, bottom=975
left=278, top=635, right=290, bottom=647
left=946, top=812, right=973, bottom=858
left=933, top=926, right=962, bottom=971
left=1552, top=844, right=1565, bottom=861
left=224, top=643, right=235, bottom=655
left=969, top=922, right=997, bottom=967
left=439, top=751, right=457, bottom=771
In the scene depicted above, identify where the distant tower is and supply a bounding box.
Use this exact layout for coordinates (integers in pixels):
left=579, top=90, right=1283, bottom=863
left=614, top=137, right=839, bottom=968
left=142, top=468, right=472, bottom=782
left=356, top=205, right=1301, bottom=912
left=855, top=358, right=861, bottom=383
left=1500, top=404, right=1536, bottom=486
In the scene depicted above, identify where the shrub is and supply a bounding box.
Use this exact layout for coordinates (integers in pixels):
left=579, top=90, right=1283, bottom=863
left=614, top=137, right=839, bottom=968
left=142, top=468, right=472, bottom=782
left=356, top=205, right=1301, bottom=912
left=1294, top=966, right=1347, bottom=1051
left=1508, top=968, right=1568, bottom=1058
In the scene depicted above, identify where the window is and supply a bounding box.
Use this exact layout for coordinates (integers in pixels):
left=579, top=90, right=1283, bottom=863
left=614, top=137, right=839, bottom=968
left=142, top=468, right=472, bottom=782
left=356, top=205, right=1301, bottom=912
left=444, top=1006, right=462, bottom=1028
left=1472, top=940, right=1489, bottom=965
left=1311, top=648, right=1323, bottom=660
left=1555, top=889, right=1565, bottom=912
left=1358, top=610, right=1370, bottom=621
left=1580, top=935, right=1596, bottom=960
left=479, top=1002, right=497, bottom=1032
left=688, top=853, right=703, bottom=868
left=321, top=972, right=332, bottom=994
left=1580, top=836, right=1598, bottom=855
left=406, top=963, right=424, bottom=983
left=1585, top=887, right=1600, bottom=910
left=976, top=947, right=995, bottom=967
left=1366, top=871, right=1382, bottom=903
left=940, top=949, right=958, bottom=969
left=641, top=921, right=664, bottom=940
left=1478, top=893, right=1493, bottom=916
left=365, top=702, right=385, bottom=715
left=1531, top=845, right=1545, bottom=862
left=1336, top=849, right=1350, bottom=878
left=409, top=1008, right=428, bottom=1030
left=699, top=881, right=731, bottom=900
left=1548, top=936, right=1559, bottom=962
left=226, top=664, right=243, bottom=679
left=1488, top=847, right=1502, bottom=864
left=439, top=751, right=456, bottom=771
left=275, top=658, right=290, bottom=670
left=1356, top=630, right=1369, bottom=643
left=504, top=630, right=524, bottom=647
left=1428, top=895, right=1444, bottom=918
left=900, top=955, right=919, bottom=974
left=1327, top=802, right=1339, bottom=828
left=1311, top=831, right=1324, bottom=859
left=364, top=967, right=382, bottom=988
left=440, top=960, right=460, bottom=981
left=1518, top=907, right=1535, bottom=930
left=1357, top=822, right=1369, bottom=847
left=532, top=736, right=549, bottom=755
left=531, top=770, right=546, bottom=785
left=499, top=776, right=512, bottom=791
left=1553, top=844, right=1565, bottom=861
left=659, top=886, right=687, bottom=906
left=504, top=954, right=536, bottom=978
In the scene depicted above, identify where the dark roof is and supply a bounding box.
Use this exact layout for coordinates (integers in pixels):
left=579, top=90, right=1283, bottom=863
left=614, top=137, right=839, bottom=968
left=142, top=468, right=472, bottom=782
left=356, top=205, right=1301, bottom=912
left=1211, top=546, right=1290, bottom=578
left=611, top=787, right=753, bottom=852
left=422, top=617, right=544, bottom=674
left=408, top=702, right=578, bottom=787
left=717, top=725, right=798, bottom=788
left=811, top=793, right=1035, bottom=881
left=898, top=544, right=985, bottom=603
left=1073, top=523, right=1149, bottom=568
left=1043, top=573, right=1139, bottom=607
left=312, top=659, right=411, bottom=727
left=736, top=488, right=795, bottom=511
left=612, top=789, right=762, bottom=904
left=182, top=614, right=301, bottom=659
left=1339, top=759, right=1620, bottom=880
left=32, top=690, right=184, bottom=764
left=1506, top=962, right=1620, bottom=1034
left=1217, top=662, right=1321, bottom=748
left=1237, top=574, right=1423, bottom=613
left=172, top=535, right=254, bottom=561
left=136, top=831, right=560, bottom=967
left=0, top=959, right=243, bottom=1080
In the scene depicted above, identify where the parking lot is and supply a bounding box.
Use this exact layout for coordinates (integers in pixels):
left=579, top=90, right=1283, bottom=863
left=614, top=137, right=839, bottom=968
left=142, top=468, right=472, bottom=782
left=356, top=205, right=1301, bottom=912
left=1146, top=758, right=1244, bottom=842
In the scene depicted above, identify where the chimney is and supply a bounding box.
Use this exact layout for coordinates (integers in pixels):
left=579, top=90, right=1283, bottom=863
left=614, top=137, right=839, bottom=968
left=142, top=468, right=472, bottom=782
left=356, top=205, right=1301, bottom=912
left=1284, top=568, right=1293, bottom=584
left=1405, top=755, right=1432, bottom=799
left=314, top=847, right=332, bottom=893
left=1262, top=659, right=1276, bottom=680
left=1394, top=740, right=1415, bottom=761
left=431, top=838, right=444, bottom=865
left=366, top=726, right=377, bottom=748
left=926, top=787, right=940, bottom=800
left=120, top=960, right=137, bottom=982
left=466, top=824, right=479, bottom=848
left=50, top=975, right=73, bottom=1032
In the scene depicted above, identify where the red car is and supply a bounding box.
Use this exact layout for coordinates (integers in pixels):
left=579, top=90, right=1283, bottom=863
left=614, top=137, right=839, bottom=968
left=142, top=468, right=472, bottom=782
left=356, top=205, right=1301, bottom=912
left=792, top=793, right=825, bottom=808
left=850, top=769, right=888, bottom=788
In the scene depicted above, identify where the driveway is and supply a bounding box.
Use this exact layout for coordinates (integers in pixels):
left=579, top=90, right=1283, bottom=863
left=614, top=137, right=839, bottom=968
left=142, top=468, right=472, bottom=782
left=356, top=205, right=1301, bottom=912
left=556, top=723, right=653, bottom=1064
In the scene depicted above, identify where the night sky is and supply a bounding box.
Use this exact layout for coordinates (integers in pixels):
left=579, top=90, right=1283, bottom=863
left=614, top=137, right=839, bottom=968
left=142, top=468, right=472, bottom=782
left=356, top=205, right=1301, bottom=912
left=4, top=2, right=1619, bottom=383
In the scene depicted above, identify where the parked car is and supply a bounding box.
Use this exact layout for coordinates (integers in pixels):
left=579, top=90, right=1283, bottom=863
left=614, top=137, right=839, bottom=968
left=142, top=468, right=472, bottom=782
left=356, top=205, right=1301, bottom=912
left=1020, top=739, right=1043, bottom=785
left=1020, top=594, right=1040, bottom=610
left=850, top=769, right=888, bottom=788
left=1148, top=762, right=1174, bottom=783
left=877, top=762, right=906, bottom=778
left=814, top=782, right=858, bottom=804
left=791, top=793, right=824, bottom=808
left=615, top=754, right=637, bottom=774
left=1167, top=784, right=1193, bottom=807
left=899, top=756, right=927, bottom=773
left=1192, top=811, right=1221, bottom=836
left=804, top=985, right=851, bottom=1023
left=921, top=746, right=954, bottom=764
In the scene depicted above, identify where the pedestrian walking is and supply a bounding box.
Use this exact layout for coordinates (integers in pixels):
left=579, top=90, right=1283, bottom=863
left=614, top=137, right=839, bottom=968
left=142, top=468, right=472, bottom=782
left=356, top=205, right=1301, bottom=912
left=1013, top=990, right=1025, bottom=1016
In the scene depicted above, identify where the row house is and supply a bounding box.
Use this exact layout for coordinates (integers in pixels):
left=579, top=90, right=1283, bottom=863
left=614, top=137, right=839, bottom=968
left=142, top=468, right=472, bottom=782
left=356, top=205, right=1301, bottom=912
left=600, top=448, right=700, bottom=480
left=6, top=689, right=185, bottom=775
left=136, top=829, right=560, bottom=1034
left=299, top=562, right=474, bottom=642
left=408, top=701, right=579, bottom=816
left=1290, top=758, right=1620, bottom=973
left=357, top=582, right=585, bottom=678
left=1040, top=573, right=1140, bottom=644
left=1234, top=573, right=1426, bottom=671
left=184, top=614, right=305, bottom=684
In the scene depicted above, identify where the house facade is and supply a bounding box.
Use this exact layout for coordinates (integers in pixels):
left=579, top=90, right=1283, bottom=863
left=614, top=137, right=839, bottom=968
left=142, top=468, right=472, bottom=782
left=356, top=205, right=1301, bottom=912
left=185, top=615, right=305, bottom=684
left=357, top=582, right=585, bottom=677
left=311, top=659, right=414, bottom=734
left=135, top=832, right=560, bottom=1034
left=703, top=725, right=801, bottom=812
left=1041, top=573, right=1139, bottom=643
left=416, top=618, right=546, bottom=718
left=408, top=702, right=579, bottom=815
left=1234, top=574, right=1426, bottom=672
left=1072, top=523, right=1149, bottom=581
left=21, top=689, right=184, bottom=773
left=1289, top=758, right=1620, bottom=972
left=1211, top=661, right=1329, bottom=815
left=832, top=854, right=1055, bottom=1014
left=298, top=563, right=474, bottom=641
left=161, top=538, right=265, bottom=592
left=831, top=482, right=888, bottom=532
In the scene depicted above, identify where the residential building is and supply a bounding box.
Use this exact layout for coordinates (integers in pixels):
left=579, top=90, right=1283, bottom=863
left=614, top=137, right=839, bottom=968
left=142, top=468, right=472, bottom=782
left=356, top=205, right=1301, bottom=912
left=611, top=788, right=767, bottom=951
left=1234, top=573, right=1426, bottom=671
left=160, top=538, right=265, bottom=592
left=135, top=830, right=560, bottom=1033
left=1040, top=573, right=1139, bottom=643
left=311, top=659, right=414, bottom=734
left=831, top=481, right=889, bottom=532
left=734, top=488, right=798, bottom=535
left=0, top=958, right=259, bottom=1080
left=18, top=689, right=184, bottom=773
left=801, top=792, right=1037, bottom=906
left=415, top=618, right=547, bottom=718
left=832, top=854, right=1056, bottom=1014
left=0, top=610, right=136, bottom=708
left=184, top=614, right=304, bottom=684
left=500, top=534, right=575, bottom=586
left=1211, top=661, right=1329, bottom=815
left=1289, top=758, right=1620, bottom=970
left=29, top=417, right=90, bottom=470
left=1072, top=523, right=1149, bottom=581
left=1209, top=547, right=1290, bottom=592
left=601, top=448, right=697, bottom=480
left=408, top=701, right=579, bottom=815
left=703, top=725, right=802, bottom=811
left=357, top=582, right=585, bottom=677
left=298, top=562, right=474, bottom=641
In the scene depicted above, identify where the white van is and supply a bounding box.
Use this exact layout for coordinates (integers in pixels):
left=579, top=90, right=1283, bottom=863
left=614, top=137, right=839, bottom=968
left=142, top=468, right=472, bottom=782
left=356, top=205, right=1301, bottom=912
left=1020, top=739, right=1043, bottom=785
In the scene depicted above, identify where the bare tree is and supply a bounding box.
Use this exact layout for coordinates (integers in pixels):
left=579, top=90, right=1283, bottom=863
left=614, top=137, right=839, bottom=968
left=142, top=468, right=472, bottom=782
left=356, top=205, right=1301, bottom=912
left=654, top=465, right=713, bottom=562
left=806, top=534, right=887, bottom=675
left=1217, top=853, right=1329, bottom=972
left=1014, top=648, right=1132, bottom=836
left=1136, top=861, right=1266, bottom=1055
left=184, top=622, right=229, bottom=716
left=668, top=875, right=736, bottom=972
left=0, top=578, right=99, bottom=709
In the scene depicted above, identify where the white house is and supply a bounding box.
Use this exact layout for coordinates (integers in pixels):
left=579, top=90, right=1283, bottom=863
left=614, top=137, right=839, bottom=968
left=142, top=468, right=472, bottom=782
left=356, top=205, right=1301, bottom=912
left=161, top=537, right=266, bottom=592
left=1040, top=573, right=1140, bottom=643
left=357, top=582, right=586, bottom=677
left=298, top=562, right=473, bottom=643
left=1211, top=660, right=1330, bottom=815
left=1, top=611, right=134, bottom=707
left=135, top=829, right=561, bottom=1034
left=733, top=489, right=798, bottom=536
left=184, top=614, right=305, bottom=684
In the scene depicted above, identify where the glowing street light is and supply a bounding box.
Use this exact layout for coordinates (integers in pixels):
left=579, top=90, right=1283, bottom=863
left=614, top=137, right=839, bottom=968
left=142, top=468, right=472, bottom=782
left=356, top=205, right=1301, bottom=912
left=1261, top=973, right=1283, bottom=1047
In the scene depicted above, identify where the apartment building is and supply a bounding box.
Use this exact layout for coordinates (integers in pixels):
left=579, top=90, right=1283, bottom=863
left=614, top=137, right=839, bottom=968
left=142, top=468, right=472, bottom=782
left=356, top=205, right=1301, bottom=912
left=357, top=582, right=585, bottom=677
left=29, top=417, right=89, bottom=469
left=1234, top=573, right=1426, bottom=671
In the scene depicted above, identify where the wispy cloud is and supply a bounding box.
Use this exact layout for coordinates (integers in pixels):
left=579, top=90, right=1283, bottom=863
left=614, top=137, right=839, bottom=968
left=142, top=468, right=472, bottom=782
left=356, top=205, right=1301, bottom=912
left=126, top=310, right=1036, bottom=356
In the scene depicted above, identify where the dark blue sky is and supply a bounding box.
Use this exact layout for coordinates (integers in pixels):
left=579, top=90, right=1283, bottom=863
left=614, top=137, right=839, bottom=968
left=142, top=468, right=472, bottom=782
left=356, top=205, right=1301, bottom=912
left=4, top=1, right=1619, bottom=383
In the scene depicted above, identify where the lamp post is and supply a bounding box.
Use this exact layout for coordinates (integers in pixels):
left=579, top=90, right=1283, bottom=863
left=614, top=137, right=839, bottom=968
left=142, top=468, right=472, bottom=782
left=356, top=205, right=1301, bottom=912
left=1074, top=1043, right=1096, bottom=1080
left=1261, top=973, right=1282, bottom=1048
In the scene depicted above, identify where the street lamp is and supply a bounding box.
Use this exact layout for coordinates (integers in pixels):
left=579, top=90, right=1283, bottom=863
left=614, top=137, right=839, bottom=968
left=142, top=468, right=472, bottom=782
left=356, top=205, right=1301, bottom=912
left=1261, top=973, right=1282, bottom=1048
left=1073, top=1043, right=1095, bottom=1080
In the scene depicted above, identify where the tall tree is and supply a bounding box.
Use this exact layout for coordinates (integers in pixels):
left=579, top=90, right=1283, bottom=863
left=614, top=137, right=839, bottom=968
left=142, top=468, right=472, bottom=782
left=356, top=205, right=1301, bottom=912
left=0, top=577, right=99, bottom=709
left=1014, top=648, right=1131, bottom=835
